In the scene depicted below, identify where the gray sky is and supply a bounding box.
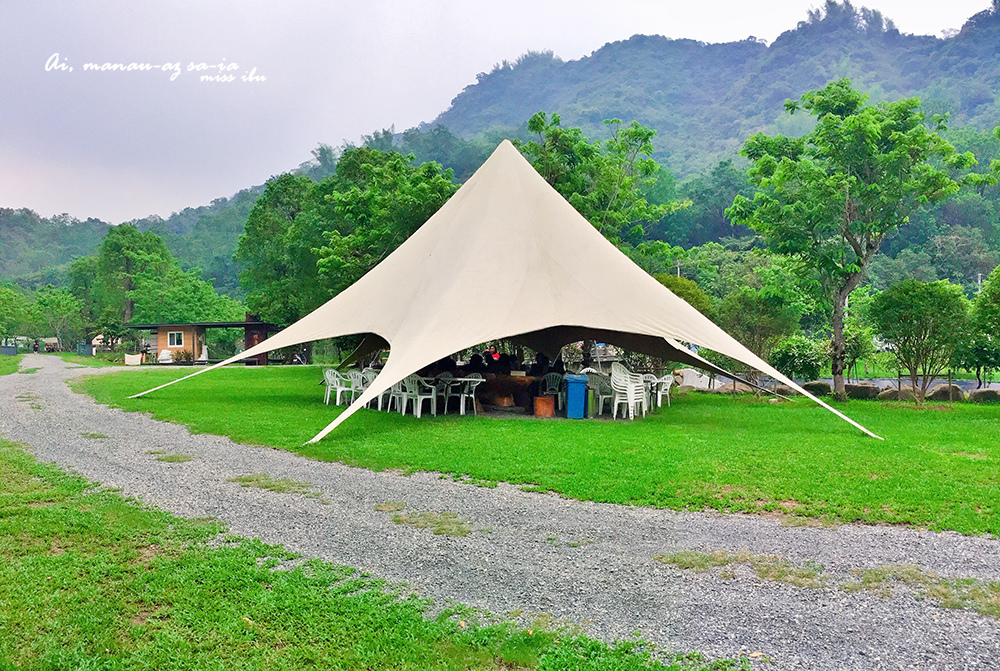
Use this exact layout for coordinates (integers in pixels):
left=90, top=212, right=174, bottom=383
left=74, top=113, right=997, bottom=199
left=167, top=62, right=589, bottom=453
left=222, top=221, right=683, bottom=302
left=0, top=0, right=991, bottom=224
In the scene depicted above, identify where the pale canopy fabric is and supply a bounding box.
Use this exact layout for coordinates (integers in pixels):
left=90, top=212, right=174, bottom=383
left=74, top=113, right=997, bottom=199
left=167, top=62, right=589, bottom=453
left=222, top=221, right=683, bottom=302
left=133, top=140, right=881, bottom=442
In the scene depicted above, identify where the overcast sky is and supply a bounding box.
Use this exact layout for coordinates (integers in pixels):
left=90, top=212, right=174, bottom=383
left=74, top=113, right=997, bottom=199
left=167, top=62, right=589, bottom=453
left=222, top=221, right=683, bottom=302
left=0, top=0, right=991, bottom=224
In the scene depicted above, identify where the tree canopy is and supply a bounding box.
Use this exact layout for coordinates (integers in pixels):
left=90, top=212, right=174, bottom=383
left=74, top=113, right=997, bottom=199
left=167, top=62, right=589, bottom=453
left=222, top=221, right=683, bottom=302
left=236, top=148, right=457, bottom=326
left=727, top=78, right=981, bottom=395
left=515, top=112, right=684, bottom=245
left=870, top=279, right=969, bottom=399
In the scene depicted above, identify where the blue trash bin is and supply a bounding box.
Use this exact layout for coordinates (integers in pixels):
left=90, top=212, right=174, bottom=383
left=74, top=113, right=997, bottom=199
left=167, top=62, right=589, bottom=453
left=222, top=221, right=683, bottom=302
left=565, top=374, right=587, bottom=419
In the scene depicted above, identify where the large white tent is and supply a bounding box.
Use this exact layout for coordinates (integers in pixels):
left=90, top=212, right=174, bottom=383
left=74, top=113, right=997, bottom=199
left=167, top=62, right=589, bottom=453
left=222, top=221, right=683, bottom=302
left=134, top=140, right=880, bottom=442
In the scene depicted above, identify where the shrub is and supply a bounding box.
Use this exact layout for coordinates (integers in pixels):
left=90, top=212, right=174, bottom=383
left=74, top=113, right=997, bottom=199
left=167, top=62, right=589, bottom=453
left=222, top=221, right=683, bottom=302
left=770, top=334, right=826, bottom=381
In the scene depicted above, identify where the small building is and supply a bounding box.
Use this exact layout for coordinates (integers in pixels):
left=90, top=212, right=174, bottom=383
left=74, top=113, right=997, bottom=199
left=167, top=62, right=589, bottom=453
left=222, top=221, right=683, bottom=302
left=126, top=315, right=279, bottom=364
left=155, top=324, right=205, bottom=360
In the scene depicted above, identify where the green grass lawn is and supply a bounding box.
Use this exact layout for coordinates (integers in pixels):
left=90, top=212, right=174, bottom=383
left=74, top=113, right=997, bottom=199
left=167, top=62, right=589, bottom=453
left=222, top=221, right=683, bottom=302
left=74, top=366, right=1000, bottom=536
left=0, top=354, right=22, bottom=376
left=57, top=351, right=123, bottom=367
left=0, top=439, right=744, bottom=670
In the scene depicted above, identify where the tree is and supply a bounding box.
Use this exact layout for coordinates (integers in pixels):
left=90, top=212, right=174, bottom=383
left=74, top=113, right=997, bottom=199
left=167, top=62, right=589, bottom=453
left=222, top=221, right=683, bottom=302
left=870, top=279, right=968, bottom=400
left=515, top=112, right=682, bottom=245
left=29, top=286, right=84, bottom=350
left=654, top=159, right=754, bottom=246
left=727, top=79, right=983, bottom=398
left=714, top=286, right=802, bottom=382
left=130, top=265, right=246, bottom=358
left=235, top=174, right=314, bottom=325
left=314, top=150, right=457, bottom=296
left=652, top=274, right=713, bottom=317
left=770, top=334, right=827, bottom=381
left=0, top=284, right=29, bottom=345
left=239, top=149, right=458, bottom=327
left=129, top=265, right=244, bottom=325
left=957, top=264, right=1000, bottom=386
left=90, top=224, right=174, bottom=325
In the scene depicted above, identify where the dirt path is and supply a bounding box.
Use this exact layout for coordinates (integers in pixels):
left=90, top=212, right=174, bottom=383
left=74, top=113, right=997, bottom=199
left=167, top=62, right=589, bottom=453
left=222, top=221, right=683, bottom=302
left=2, top=353, right=998, bottom=670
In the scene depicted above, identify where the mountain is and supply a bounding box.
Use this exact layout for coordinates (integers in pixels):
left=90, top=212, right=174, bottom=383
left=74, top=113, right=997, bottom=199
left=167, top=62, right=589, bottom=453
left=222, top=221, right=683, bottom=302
left=0, top=187, right=261, bottom=298
left=0, top=209, right=111, bottom=286
left=432, top=0, right=1000, bottom=176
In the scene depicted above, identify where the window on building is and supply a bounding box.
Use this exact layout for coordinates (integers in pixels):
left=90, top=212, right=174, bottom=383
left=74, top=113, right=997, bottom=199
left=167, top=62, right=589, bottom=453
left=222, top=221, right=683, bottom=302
left=168, top=331, right=184, bottom=347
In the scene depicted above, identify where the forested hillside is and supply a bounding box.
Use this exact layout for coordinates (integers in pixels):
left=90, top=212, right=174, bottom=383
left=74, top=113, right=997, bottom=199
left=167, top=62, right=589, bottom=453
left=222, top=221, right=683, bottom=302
left=434, top=0, right=1000, bottom=176
left=0, top=209, right=110, bottom=285
left=0, top=187, right=260, bottom=298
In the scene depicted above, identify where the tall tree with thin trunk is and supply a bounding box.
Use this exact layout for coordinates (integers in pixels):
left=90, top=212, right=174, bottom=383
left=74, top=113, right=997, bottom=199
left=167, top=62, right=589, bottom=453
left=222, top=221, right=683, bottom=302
left=727, top=79, right=985, bottom=398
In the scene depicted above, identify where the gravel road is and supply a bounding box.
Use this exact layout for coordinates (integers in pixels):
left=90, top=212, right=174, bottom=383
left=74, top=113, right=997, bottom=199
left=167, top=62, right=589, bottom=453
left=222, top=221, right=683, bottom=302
left=2, top=353, right=998, bottom=670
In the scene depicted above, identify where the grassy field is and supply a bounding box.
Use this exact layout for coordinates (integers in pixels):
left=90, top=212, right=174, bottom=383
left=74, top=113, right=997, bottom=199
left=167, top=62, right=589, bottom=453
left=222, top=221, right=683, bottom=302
left=57, top=351, right=123, bottom=367
left=74, top=366, right=1000, bottom=536
left=0, top=355, right=22, bottom=376
left=0, top=439, right=744, bottom=670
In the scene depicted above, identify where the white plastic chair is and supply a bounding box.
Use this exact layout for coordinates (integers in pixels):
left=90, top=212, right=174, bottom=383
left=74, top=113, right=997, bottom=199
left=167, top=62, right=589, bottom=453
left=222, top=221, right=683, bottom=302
left=541, top=372, right=565, bottom=410
left=346, top=370, right=365, bottom=404
left=323, top=369, right=351, bottom=405
left=389, top=379, right=407, bottom=413
left=435, top=372, right=454, bottom=414
left=611, top=362, right=645, bottom=420
left=643, top=373, right=658, bottom=409
left=361, top=368, right=391, bottom=410
left=399, top=374, right=437, bottom=418
left=655, top=374, right=674, bottom=408
left=630, top=369, right=649, bottom=416
left=458, top=373, right=483, bottom=416
left=587, top=373, right=614, bottom=415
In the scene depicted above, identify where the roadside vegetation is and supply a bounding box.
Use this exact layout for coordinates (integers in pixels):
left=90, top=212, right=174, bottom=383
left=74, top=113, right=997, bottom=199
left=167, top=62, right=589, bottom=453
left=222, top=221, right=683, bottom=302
left=654, top=550, right=1000, bottom=618
left=0, top=354, right=22, bottom=376
left=0, top=439, right=748, bottom=670
left=75, top=366, right=1000, bottom=536
left=57, top=351, right=123, bottom=367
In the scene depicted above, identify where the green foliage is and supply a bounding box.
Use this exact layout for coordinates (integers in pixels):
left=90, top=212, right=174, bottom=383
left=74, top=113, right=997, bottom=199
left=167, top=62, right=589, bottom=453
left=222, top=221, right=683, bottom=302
left=314, top=150, right=457, bottom=296
left=129, top=265, right=244, bottom=325
left=77, top=366, right=1000, bottom=536
left=0, top=208, right=109, bottom=282
left=394, top=124, right=495, bottom=182
left=235, top=173, right=315, bottom=326
left=714, top=286, right=801, bottom=375
left=870, top=279, right=969, bottom=399
left=26, top=286, right=84, bottom=350
left=88, top=223, right=174, bottom=326
left=59, top=224, right=245, bottom=355
left=515, top=112, right=678, bottom=245
left=0, top=284, right=30, bottom=344
left=653, top=160, right=754, bottom=246
left=770, top=334, right=827, bottom=381
left=728, top=78, right=976, bottom=393
left=238, top=150, right=456, bottom=326
left=129, top=188, right=263, bottom=298
left=956, top=264, right=1000, bottom=382
left=652, top=274, right=713, bottom=317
